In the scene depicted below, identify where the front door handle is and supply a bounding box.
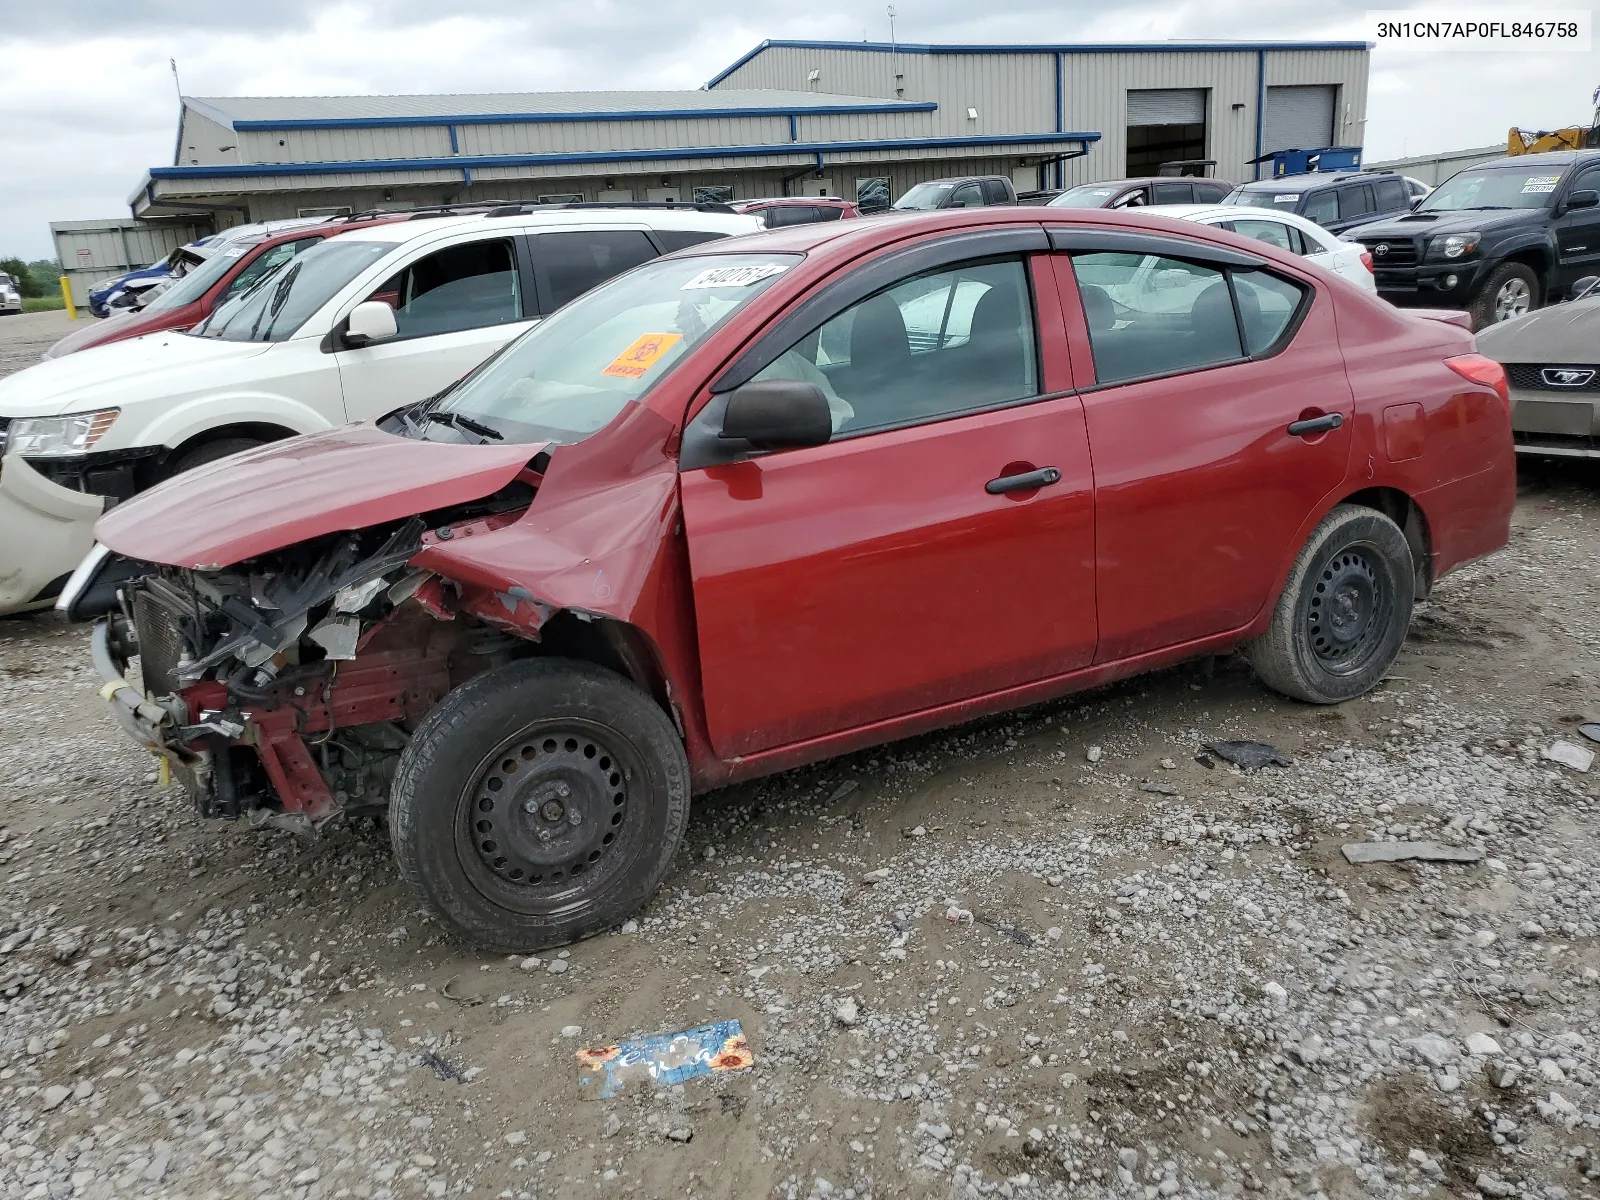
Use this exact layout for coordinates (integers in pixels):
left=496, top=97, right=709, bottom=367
left=1287, top=412, right=1344, bottom=437
left=986, top=466, right=1061, bottom=494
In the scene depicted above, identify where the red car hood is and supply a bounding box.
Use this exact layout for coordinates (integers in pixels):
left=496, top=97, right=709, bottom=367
left=45, top=307, right=196, bottom=359
left=96, top=425, right=545, bottom=569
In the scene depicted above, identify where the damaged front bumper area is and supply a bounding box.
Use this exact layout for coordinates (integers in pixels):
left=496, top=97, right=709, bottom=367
left=80, top=499, right=535, bottom=835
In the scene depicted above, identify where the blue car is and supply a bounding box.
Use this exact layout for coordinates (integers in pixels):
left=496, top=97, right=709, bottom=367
left=87, top=236, right=226, bottom=318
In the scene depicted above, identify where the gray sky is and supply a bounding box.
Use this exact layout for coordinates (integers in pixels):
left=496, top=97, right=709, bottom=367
left=3, top=0, right=1598, bottom=259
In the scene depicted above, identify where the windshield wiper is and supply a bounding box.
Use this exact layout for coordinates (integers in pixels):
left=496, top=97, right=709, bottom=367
left=425, top=411, right=504, bottom=442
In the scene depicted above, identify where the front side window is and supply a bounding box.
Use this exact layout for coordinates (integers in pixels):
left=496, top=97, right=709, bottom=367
left=193, top=239, right=398, bottom=342
left=949, top=185, right=983, bottom=208
left=1301, top=191, right=1339, bottom=226
left=1375, top=177, right=1409, bottom=211
left=1111, top=186, right=1151, bottom=208
left=364, top=238, right=522, bottom=339
left=420, top=253, right=799, bottom=446
left=535, top=230, right=659, bottom=311
left=751, top=256, right=1038, bottom=436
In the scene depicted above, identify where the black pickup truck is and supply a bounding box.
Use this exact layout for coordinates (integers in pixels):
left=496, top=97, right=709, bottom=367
left=1348, top=150, right=1600, bottom=328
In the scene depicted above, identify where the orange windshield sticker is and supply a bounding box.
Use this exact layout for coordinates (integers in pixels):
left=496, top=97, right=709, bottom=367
left=601, top=332, right=684, bottom=379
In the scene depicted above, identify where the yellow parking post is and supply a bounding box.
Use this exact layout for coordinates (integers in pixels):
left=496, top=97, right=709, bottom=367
left=59, top=276, right=76, bottom=319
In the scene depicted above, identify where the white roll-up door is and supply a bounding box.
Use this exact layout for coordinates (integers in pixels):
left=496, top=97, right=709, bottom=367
left=1126, top=89, right=1206, bottom=126
left=1262, top=85, right=1337, bottom=153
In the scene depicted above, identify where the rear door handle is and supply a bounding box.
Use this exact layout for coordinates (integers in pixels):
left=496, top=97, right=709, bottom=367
left=1287, top=412, right=1344, bottom=437
left=986, top=466, right=1062, bottom=494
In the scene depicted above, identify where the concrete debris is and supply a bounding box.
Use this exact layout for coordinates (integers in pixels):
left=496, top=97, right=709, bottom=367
left=1340, top=841, right=1484, bottom=864
left=1542, top=739, right=1594, bottom=772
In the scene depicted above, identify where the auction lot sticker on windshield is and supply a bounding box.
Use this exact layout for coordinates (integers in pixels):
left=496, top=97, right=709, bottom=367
left=680, top=264, right=788, bottom=290
left=1522, top=176, right=1561, bottom=194
left=601, top=332, right=683, bottom=379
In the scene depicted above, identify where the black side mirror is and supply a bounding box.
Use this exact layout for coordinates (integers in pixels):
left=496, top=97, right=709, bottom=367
left=719, top=380, right=832, bottom=450
left=1566, top=189, right=1599, bottom=211
left=1572, top=275, right=1600, bottom=301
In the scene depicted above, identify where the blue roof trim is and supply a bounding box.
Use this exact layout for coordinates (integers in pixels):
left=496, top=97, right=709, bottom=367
left=146, top=131, right=1103, bottom=181
left=230, top=102, right=937, bottom=132
left=706, top=38, right=1371, bottom=87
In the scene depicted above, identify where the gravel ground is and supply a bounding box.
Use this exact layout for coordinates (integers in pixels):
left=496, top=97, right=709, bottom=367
left=3, top=317, right=1600, bottom=1200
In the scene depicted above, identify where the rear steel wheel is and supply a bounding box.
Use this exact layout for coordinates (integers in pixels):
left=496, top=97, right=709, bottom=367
left=1246, top=504, right=1414, bottom=704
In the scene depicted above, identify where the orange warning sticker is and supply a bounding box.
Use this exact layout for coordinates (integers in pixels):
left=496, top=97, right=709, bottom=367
left=601, top=332, right=683, bottom=380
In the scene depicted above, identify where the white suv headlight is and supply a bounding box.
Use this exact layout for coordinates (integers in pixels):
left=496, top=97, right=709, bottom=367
left=7, top=409, right=120, bottom=458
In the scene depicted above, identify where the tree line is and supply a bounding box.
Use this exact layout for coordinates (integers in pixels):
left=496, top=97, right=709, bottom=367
left=0, top=259, right=63, bottom=298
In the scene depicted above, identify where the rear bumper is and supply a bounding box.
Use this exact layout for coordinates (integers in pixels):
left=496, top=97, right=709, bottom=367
left=0, top=455, right=105, bottom=614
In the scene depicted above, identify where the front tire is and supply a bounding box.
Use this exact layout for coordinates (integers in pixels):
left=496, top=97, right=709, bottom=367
left=1245, top=505, right=1414, bottom=704
left=390, top=658, right=690, bottom=953
left=1469, top=262, right=1539, bottom=329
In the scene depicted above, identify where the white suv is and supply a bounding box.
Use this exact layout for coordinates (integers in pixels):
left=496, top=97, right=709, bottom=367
left=0, top=206, right=758, bottom=613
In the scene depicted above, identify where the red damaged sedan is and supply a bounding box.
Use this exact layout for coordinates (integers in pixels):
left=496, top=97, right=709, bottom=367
left=62, top=207, right=1515, bottom=951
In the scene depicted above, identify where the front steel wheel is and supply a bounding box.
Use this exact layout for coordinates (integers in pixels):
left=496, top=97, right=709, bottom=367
left=391, top=659, right=690, bottom=952
left=1246, top=505, right=1415, bottom=704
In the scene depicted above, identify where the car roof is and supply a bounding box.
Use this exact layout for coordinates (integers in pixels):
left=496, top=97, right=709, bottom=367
left=1146, top=202, right=1335, bottom=237
left=1237, top=171, right=1400, bottom=192
left=326, top=207, right=760, bottom=245
left=1468, top=150, right=1587, bottom=168
left=688, top=204, right=1324, bottom=272
left=734, top=197, right=848, bottom=207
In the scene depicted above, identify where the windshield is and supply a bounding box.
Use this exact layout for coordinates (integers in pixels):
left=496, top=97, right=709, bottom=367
left=141, top=240, right=262, bottom=312
left=892, top=182, right=956, bottom=211
left=1223, top=189, right=1303, bottom=209
left=1047, top=185, right=1119, bottom=208
left=418, top=253, right=801, bottom=446
left=193, top=239, right=396, bottom=342
left=1419, top=167, right=1565, bottom=211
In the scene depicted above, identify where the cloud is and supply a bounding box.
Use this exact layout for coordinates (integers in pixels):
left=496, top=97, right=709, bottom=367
left=2, top=0, right=1596, bottom=258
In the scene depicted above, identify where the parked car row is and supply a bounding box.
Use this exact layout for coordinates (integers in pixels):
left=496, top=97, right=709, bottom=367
left=15, top=199, right=1513, bottom=951
left=1, top=205, right=761, bottom=614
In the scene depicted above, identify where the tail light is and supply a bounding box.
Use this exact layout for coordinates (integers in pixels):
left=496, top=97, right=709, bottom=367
left=1446, top=353, right=1510, bottom=410
left=1360, top=250, right=1374, bottom=273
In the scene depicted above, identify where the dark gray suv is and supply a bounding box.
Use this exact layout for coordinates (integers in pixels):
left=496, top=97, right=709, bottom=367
left=1223, top=172, right=1414, bottom=236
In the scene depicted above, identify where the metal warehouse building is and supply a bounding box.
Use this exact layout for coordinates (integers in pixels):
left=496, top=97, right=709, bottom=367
left=130, top=39, right=1368, bottom=224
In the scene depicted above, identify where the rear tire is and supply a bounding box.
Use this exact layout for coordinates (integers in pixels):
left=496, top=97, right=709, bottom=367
left=390, top=658, right=690, bottom=953
left=166, top=436, right=265, bottom=477
left=1469, top=262, right=1539, bottom=329
left=1245, top=505, right=1414, bottom=704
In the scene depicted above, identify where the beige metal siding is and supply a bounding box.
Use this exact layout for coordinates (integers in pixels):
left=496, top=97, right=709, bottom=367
left=177, top=111, right=239, bottom=167
left=51, top=220, right=214, bottom=307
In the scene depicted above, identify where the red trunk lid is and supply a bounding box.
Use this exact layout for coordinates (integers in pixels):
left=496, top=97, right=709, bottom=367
left=95, top=425, right=544, bottom=569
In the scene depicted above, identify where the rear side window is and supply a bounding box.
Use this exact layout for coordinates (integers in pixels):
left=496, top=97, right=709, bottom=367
left=534, top=230, right=659, bottom=310
left=815, top=205, right=846, bottom=222
left=653, top=229, right=729, bottom=253
left=1071, top=252, right=1307, bottom=385
left=1226, top=219, right=1293, bottom=253
left=1374, top=178, right=1409, bottom=212
left=1338, top=184, right=1376, bottom=220
left=981, top=179, right=1010, bottom=204
left=1195, top=181, right=1232, bottom=203
left=1152, top=181, right=1193, bottom=203
left=1301, top=190, right=1339, bottom=226
left=367, top=238, right=523, bottom=338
